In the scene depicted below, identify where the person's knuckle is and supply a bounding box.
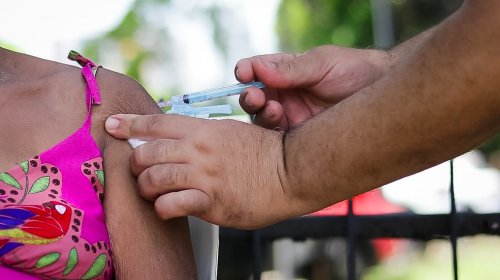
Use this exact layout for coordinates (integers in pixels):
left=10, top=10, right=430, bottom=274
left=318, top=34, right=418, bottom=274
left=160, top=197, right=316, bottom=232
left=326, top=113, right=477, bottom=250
left=153, top=164, right=187, bottom=188
left=193, top=141, right=211, bottom=155
left=145, top=114, right=162, bottom=135
left=129, top=116, right=145, bottom=136
left=252, top=54, right=264, bottom=62
left=146, top=141, right=162, bottom=162
left=189, top=194, right=209, bottom=217
left=173, top=165, right=189, bottom=186
left=148, top=165, right=172, bottom=188
left=156, top=140, right=174, bottom=160
left=205, top=166, right=219, bottom=178
left=256, top=56, right=271, bottom=67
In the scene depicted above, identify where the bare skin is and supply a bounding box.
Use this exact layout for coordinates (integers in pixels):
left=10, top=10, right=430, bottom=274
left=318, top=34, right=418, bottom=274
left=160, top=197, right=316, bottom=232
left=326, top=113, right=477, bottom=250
left=236, top=46, right=390, bottom=130
left=235, top=27, right=435, bottom=130
left=0, top=48, right=196, bottom=279
left=105, top=1, right=500, bottom=229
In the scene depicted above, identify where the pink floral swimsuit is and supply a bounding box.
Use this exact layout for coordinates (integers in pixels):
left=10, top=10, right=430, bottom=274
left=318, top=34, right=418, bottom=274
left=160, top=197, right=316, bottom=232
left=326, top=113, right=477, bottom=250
left=0, top=53, right=113, bottom=279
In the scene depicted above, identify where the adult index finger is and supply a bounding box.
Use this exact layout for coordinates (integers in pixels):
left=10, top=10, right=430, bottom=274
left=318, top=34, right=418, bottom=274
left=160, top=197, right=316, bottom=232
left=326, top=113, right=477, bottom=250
left=105, top=114, right=202, bottom=140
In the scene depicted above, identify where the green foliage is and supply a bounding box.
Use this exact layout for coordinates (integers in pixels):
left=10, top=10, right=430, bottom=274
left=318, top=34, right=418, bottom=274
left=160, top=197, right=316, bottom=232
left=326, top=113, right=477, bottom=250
left=0, top=41, right=21, bottom=52
left=275, top=0, right=464, bottom=52
left=83, top=0, right=172, bottom=86
left=108, top=10, right=141, bottom=39
left=276, top=0, right=373, bottom=51
left=206, top=5, right=228, bottom=58
left=81, top=0, right=234, bottom=102
left=391, top=0, right=462, bottom=42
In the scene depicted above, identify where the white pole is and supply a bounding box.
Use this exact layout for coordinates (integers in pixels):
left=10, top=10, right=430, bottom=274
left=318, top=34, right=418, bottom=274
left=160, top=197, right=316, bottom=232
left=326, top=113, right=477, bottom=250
left=370, top=0, right=395, bottom=48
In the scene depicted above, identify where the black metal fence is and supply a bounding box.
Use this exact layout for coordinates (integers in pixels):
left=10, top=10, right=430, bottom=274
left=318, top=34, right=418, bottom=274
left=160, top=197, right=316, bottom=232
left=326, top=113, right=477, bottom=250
left=219, top=161, right=500, bottom=280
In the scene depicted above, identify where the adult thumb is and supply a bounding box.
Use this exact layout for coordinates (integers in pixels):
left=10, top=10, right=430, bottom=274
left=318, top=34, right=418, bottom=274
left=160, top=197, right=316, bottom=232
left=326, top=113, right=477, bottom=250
left=105, top=114, right=140, bottom=139
left=239, top=53, right=323, bottom=89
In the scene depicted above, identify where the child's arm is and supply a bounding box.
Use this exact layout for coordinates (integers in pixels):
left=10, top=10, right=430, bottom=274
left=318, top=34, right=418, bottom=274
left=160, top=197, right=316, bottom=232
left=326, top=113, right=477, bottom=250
left=93, top=70, right=196, bottom=279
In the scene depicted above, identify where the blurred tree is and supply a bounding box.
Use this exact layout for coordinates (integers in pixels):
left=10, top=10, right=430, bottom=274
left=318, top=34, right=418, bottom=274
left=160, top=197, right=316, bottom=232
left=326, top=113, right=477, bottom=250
left=83, top=0, right=173, bottom=98
left=275, top=0, right=463, bottom=51
left=0, top=41, right=21, bottom=52
left=276, top=0, right=373, bottom=51
left=391, top=0, right=462, bottom=42
left=84, top=0, right=170, bottom=85
left=82, top=0, right=236, bottom=100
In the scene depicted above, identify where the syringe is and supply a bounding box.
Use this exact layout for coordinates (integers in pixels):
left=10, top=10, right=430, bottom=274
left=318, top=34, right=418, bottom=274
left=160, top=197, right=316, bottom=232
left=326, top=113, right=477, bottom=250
left=158, top=81, right=265, bottom=108
left=131, top=82, right=265, bottom=148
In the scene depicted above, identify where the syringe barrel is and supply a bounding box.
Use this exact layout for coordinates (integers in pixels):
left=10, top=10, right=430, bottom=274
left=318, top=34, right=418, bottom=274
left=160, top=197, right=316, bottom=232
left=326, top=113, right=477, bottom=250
left=183, top=81, right=265, bottom=104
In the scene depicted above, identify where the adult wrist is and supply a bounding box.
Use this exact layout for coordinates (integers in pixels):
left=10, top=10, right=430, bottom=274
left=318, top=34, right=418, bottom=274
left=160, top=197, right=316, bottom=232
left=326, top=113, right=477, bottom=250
left=280, top=127, right=325, bottom=217
left=370, top=48, right=394, bottom=76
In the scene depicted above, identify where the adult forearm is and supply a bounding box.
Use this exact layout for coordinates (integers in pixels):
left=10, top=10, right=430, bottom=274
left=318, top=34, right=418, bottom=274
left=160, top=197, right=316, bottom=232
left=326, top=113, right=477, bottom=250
left=386, top=26, right=437, bottom=67
left=358, top=20, right=438, bottom=89
left=284, top=1, right=500, bottom=214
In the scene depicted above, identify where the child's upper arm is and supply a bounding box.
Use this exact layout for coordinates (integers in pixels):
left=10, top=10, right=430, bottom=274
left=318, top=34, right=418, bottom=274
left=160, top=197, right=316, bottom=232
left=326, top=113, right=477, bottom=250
left=92, top=70, right=196, bottom=279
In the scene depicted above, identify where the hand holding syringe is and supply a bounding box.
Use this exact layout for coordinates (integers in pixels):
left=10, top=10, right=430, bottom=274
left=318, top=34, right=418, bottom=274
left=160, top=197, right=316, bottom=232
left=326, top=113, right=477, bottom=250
left=128, top=81, right=265, bottom=148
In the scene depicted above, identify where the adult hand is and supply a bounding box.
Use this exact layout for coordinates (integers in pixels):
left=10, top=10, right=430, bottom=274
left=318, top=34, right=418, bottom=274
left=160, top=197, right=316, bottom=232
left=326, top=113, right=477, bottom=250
left=105, top=114, right=306, bottom=229
left=236, top=45, right=390, bottom=130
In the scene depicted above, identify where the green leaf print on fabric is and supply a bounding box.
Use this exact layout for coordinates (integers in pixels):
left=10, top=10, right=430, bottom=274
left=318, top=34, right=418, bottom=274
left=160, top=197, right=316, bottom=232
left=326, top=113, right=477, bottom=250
left=64, top=247, right=79, bottom=276
left=19, top=161, right=29, bottom=174
left=35, top=252, right=61, bottom=268
left=0, top=173, right=22, bottom=189
left=82, top=253, right=107, bottom=279
left=29, top=176, right=50, bottom=194
left=95, top=170, right=104, bottom=186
